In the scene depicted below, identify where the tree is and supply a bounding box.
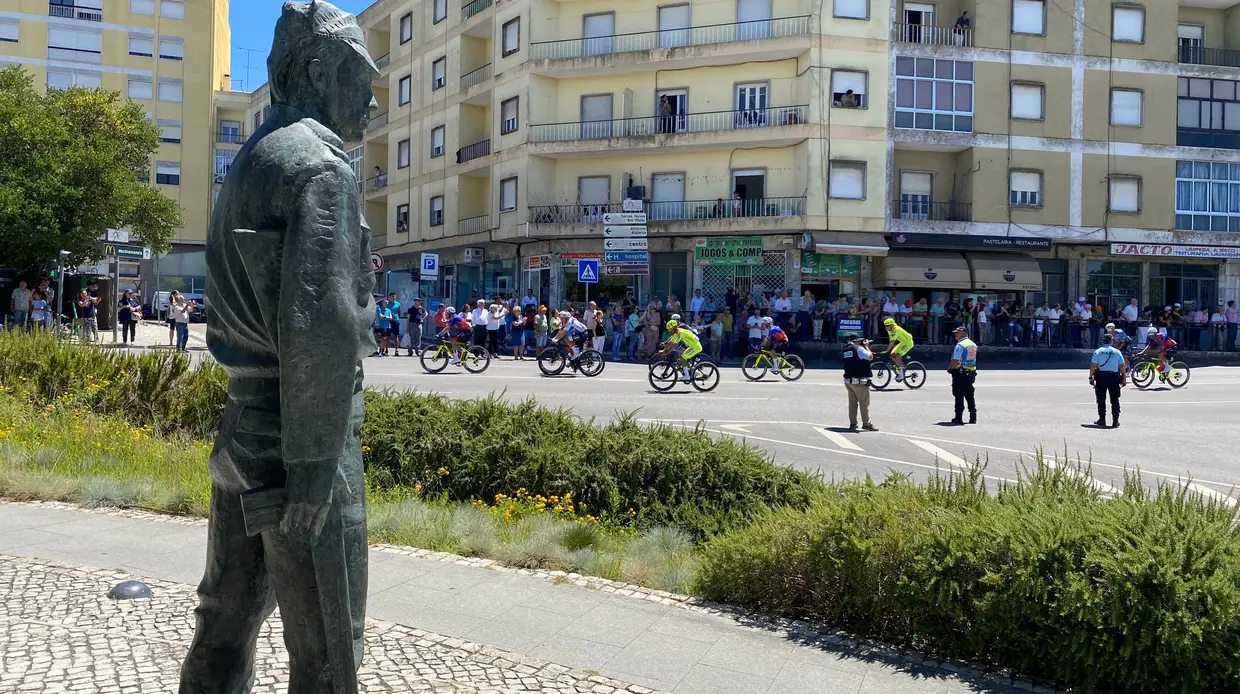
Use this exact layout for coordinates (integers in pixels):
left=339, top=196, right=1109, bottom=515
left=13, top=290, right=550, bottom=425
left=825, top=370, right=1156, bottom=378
left=0, top=66, right=181, bottom=271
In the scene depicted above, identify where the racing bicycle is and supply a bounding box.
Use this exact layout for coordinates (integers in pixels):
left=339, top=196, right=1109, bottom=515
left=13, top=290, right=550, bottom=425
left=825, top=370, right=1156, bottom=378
left=419, top=339, right=490, bottom=374
left=869, top=351, right=927, bottom=390
left=648, top=356, right=719, bottom=392
left=741, top=348, right=805, bottom=381
left=1128, top=354, right=1190, bottom=389
left=537, top=340, right=605, bottom=377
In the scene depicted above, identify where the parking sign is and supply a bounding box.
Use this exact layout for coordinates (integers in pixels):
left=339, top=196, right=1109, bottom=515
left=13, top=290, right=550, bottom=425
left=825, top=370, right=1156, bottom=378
left=420, top=253, right=439, bottom=279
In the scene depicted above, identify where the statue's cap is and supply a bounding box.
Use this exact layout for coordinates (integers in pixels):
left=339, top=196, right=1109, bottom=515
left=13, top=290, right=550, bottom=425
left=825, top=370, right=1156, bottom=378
left=268, top=0, right=378, bottom=77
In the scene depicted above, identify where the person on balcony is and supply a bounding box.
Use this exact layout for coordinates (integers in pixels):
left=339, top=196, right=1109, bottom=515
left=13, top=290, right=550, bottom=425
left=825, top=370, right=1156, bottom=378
left=657, top=95, right=674, bottom=134
left=953, top=11, right=970, bottom=45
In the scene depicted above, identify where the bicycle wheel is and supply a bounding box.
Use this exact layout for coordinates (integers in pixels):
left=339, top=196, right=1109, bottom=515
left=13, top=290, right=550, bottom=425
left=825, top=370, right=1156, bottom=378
left=578, top=349, right=605, bottom=377
left=1131, top=362, right=1154, bottom=389
left=777, top=354, right=805, bottom=382
left=691, top=361, right=720, bottom=392
left=648, top=360, right=678, bottom=392
left=463, top=346, right=491, bottom=373
left=537, top=347, right=566, bottom=376
left=902, top=361, right=928, bottom=389
left=870, top=362, right=891, bottom=390
left=1166, top=361, right=1191, bottom=388
left=419, top=346, right=450, bottom=373
left=741, top=353, right=768, bottom=381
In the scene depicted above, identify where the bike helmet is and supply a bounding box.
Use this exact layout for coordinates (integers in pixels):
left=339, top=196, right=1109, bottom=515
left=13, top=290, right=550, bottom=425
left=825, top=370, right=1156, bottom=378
left=1105, top=322, right=1116, bottom=332
left=444, top=306, right=456, bottom=315
left=558, top=311, right=571, bottom=319
left=883, top=317, right=896, bottom=327
left=670, top=313, right=681, bottom=322
left=761, top=317, right=773, bottom=326
left=666, top=320, right=679, bottom=331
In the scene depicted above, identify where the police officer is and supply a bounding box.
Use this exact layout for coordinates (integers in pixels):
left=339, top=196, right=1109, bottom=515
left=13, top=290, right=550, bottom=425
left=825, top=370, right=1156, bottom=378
left=841, top=336, right=878, bottom=432
left=948, top=324, right=977, bottom=424
left=1089, top=332, right=1127, bottom=427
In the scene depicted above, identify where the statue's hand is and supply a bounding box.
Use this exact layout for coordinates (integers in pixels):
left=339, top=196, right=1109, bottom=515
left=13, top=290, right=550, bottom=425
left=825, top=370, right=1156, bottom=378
left=280, top=461, right=336, bottom=541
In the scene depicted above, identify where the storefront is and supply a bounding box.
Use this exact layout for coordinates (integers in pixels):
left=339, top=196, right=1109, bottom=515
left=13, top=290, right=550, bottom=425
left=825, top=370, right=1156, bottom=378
left=696, top=237, right=791, bottom=303
left=1096, top=243, right=1236, bottom=313
left=876, top=233, right=1048, bottom=304
left=799, top=251, right=861, bottom=301
left=522, top=255, right=553, bottom=307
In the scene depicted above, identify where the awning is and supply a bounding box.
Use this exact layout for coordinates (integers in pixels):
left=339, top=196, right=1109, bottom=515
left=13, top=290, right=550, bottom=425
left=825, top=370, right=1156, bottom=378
left=872, top=250, right=970, bottom=289
left=815, top=242, right=889, bottom=257
left=966, top=252, right=1044, bottom=291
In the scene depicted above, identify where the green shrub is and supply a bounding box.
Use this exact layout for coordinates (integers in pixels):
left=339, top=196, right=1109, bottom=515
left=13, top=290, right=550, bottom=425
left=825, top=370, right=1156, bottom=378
left=361, top=390, right=823, bottom=539
left=695, top=459, right=1240, bottom=694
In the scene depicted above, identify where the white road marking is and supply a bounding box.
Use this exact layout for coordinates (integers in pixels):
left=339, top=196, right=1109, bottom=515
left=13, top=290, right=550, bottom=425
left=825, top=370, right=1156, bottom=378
left=720, top=424, right=753, bottom=434
left=815, top=428, right=864, bottom=451
left=907, top=439, right=969, bottom=469
left=1182, top=481, right=1237, bottom=507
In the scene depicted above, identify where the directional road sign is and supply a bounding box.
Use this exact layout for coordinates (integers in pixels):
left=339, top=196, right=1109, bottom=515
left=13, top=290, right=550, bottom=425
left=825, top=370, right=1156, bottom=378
left=603, top=237, right=648, bottom=251
left=577, top=259, right=599, bottom=283
left=602, top=212, right=646, bottom=225
left=604, top=225, right=648, bottom=237
left=420, top=252, right=439, bottom=279
left=101, top=243, right=151, bottom=260
left=605, top=251, right=649, bottom=264
left=605, top=264, right=649, bottom=276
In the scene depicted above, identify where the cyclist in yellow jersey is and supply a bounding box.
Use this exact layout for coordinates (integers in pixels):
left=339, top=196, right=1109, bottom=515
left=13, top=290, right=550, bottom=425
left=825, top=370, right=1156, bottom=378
left=658, top=320, right=703, bottom=382
left=883, top=317, right=915, bottom=382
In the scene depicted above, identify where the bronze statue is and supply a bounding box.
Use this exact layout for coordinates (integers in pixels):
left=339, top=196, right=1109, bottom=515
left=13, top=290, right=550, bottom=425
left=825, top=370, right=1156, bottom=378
left=180, top=2, right=379, bottom=692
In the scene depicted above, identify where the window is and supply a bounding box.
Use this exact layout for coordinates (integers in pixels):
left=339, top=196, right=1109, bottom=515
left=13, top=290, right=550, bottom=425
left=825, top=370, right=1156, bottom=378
left=1175, top=160, right=1240, bottom=231
left=431, top=126, right=445, bottom=157
left=834, top=0, right=868, bottom=19
left=1108, top=176, right=1141, bottom=213
left=1012, top=0, right=1045, bottom=35
left=158, top=119, right=182, bottom=143
left=130, top=0, right=154, bottom=15
left=128, top=35, right=153, bottom=56
left=433, top=0, right=447, bottom=23
left=263, top=105, right=269, bottom=121
left=1179, top=24, right=1204, bottom=63
left=214, top=148, right=236, bottom=177
left=398, top=75, right=411, bottom=105
left=501, top=97, right=518, bottom=134
left=155, top=161, right=181, bottom=185
left=894, top=57, right=974, bottom=132
left=46, top=71, right=72, bottom=90
left=657, top=5, right=690, bottom=48
left=219, top=119, right=241, bottom=143
left=1010, top=82, right=1044, bottom=120
left=47, top=28, right=102, bottom=63
left=396, top=204, right=410, bottom=233
left=1177, top=77, right=1240, bottom=137
left=1009, top=170, right=1042, bottom=207
left=898, top=172, right=932, bottom=219
left=829, top=161, right=866, bottom=199
left=160, top=0, right=184, bottom=19
left=159, top=37, right=183, bottom=60
left=503, top=18, right=520, bottom=56
left=430, top=196, right=444, bottom=225
left=1112, top=5, right=1144, bottom=43
left=431, top=57, right=445, bottom=90
left=253, top=112, right=261, bottom=131
left=47, top=71, right=100, bottom=89
left=127, top=78, right=152, bottom=100
left=397, top=139, right=411, bottom=168
left=1110, top=88, right=1143, bottom=126
left=158, top=78, right=183, bottom=102
left=0, top=20, right=16, bottom=43
left=399, top=13, right=413, bottom=43
left=500, top=177, right=517, bottom=211
left=831, top=70, right=867, bottom=108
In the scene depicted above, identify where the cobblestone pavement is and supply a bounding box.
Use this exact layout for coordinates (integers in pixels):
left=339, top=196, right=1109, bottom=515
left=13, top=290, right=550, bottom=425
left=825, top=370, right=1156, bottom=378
left=0, top=554, right=659, bottom=694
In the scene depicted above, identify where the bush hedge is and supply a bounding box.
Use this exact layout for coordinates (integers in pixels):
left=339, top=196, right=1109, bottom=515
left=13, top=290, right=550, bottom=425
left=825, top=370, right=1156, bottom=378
left=694, top=465, right=1240, bottom=694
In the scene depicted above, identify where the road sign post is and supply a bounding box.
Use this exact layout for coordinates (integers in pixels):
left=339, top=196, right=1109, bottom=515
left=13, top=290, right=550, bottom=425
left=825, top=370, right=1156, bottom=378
left=420, top=252, right=439, bottom=280
left=578, top=259, right=598, bottom=306
left=601, top=202, right=648, bottom=280
left=101, top=244, right=151, bottom=261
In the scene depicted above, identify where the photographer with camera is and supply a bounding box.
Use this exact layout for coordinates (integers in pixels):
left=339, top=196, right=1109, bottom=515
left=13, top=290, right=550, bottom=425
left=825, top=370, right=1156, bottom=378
left=841, top=336, right=877, bottom=432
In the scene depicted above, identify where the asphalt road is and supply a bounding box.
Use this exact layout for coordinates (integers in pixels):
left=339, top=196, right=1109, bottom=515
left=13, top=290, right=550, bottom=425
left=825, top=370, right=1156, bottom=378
left=361, top=355, right=1240, bottom=503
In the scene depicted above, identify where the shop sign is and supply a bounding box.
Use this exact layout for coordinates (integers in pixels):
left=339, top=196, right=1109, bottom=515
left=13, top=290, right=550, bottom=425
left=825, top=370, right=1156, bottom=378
left=801, top=252, right=860, bottom=277
left=891, top=233, right=1052, bottom=251
left=561, top=252, right=604, bottom=267
left=525, top=255, right=550, bottom=271
left=605, top=264, right=648, bottom=276
left=836, top=318, right=865, bottom=339
left=694, top=237, right=763, bottom=265
left=1109, top=243, right=1240, bottom=259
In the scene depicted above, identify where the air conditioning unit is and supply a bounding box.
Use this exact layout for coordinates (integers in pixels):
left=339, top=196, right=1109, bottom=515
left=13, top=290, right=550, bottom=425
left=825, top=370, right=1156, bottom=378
left=463, top=247, right=484, bottom=264
left=214, top=174, right=225, bottom=184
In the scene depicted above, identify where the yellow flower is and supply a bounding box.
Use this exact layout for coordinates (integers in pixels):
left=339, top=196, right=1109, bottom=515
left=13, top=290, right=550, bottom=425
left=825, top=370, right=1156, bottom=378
left=361, top=445, right=371, bottom=454
left=414, top=483, right=422, bottom=493
left=438, top=467, right=449, bottom=476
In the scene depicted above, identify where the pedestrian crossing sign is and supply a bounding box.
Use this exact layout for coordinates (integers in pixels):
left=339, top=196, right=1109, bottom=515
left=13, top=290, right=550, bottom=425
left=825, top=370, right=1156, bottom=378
left=577, top=259, right=599, bottom=283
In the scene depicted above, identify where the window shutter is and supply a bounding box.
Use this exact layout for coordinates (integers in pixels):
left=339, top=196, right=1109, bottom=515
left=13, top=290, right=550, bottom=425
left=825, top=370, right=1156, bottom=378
left=901, top=172, right=932, bottom=196
left=1012, top=0, right=1044, bottom=34
left=1011, top=84, right=1042, bottom=119
left=834, top=0, right=867, bottom=19
left=0, top=21, right=17, bottom=42
left=129, top=36, right=153, bottom=55
left=1112, top=7, right=1143, bottom=42
left=830, top=163, right=865, bottom=199
left=1110, top=178, right=1139, bottom=212
left=47, top=71, right=73, bottom=90
left=1111, top=90, right=1142, bottom=125
left=832, top=71, right=866, bottom=96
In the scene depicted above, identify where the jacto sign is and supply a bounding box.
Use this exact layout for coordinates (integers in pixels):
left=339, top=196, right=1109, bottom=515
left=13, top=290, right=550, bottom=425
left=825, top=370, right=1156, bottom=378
left=1110, top=243, right=1240, bottom=259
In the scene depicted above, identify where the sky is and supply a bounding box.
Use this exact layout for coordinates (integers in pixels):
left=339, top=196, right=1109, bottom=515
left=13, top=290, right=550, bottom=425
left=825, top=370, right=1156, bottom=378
left=227, top=0, right=372, bottom=92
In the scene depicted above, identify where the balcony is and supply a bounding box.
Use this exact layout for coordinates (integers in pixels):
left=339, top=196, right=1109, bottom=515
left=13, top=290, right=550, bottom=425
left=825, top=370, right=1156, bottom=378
left=892, top=200, right=972, bottom=222
left=216, top=131, right=244, bottom=144
left=456, top=138, right=490, bottom=163
left=462, top=0, right=493, bottom=21
left=529, top=197, right=806, bottom=224
left=1178, top=45, right=1240, bottom=69
left=458, top=214, right=492, bottom=235
left=374, top=53, right=390, bottom=70
left=530, top=106, right=807, bottom=144
left=1177, top=129, right=1240, bottom=150
left=367, top=173, right=389, bottom=193
left=367, top=112, right=388, bottom=132
left=895, top=23, right=972, bottom=47
left=460, top=63, right=492, bottom=91
left=530, top=16, right=810, bottom=61
left=48, top=2, right=102, bottom=22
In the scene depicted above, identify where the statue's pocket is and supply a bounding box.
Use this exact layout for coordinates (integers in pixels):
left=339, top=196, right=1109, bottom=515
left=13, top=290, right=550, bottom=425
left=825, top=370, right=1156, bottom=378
left=229, top=407, right=283, bottom=462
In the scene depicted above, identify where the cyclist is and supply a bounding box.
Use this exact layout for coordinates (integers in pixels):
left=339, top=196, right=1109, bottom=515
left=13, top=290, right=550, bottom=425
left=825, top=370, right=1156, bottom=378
left=658, top=319, right=703, bottom=383
left=759, top=317, right=790, bottom=375
left=1104, top=322, right=1131, bottom=355
left=438, top=306, right=471, bottom=366
left=551, top=310, right=589, bottom=361
left=882, top=317, right=915, bottom=382
left=1139, top=329, right=1178, bottom=382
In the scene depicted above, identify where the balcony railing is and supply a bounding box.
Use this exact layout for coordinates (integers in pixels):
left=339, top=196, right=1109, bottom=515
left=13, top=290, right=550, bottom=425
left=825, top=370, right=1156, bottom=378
left=529, top=196, right=806, bottom=224
left=892, top=200, right=972, bottom=222
left=374, top=53, right=390, bottom=70
left=458, top=214, right=492, bottom=235
left=367, top=174, right=389, bottom=193
left=1178, top=45, right=1240, bottom=68
left=1177, top=128, right=1240, bottom=150
left=530, top=106, right=807, bottom=143
left=367, top=112, right=388, bottom=131
left=460, top=63, right=492, bottom=91
left=530, top=16, right=810, bottom=61
left=462, top=0, right=492, bottom=21
left=456, top=138, right=490, bottom=163
left=216, top=131, right=244, bottom=144
left=895, top=23, right=972, bottom=47
left=49, top=3, right=103, bottom=22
